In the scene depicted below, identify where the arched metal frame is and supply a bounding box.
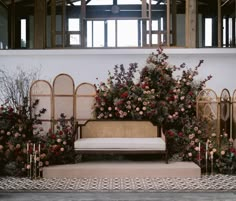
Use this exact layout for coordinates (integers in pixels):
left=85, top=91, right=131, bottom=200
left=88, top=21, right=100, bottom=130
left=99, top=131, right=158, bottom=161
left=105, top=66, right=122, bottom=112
left=196, top=89, right=220, bottom=141
left=220, top=88, right=231, bottom=139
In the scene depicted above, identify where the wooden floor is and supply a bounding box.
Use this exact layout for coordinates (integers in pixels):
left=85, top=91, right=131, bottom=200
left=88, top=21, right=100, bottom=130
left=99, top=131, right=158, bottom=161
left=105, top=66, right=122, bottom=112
left=43, top=161, right=201, bottom=178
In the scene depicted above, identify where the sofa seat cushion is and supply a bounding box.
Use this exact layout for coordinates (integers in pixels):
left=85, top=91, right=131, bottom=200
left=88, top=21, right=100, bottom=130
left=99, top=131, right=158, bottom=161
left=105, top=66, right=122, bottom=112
left=74, top=138, right=166, bottom=151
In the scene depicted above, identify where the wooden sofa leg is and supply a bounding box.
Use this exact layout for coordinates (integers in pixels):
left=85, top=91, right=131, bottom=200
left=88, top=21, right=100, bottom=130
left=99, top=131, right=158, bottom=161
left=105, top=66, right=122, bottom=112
left=165, top=152, right=168, bottom=164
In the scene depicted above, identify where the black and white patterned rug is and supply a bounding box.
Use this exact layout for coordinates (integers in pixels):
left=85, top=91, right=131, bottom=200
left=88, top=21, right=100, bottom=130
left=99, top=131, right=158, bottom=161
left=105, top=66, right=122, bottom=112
left=0, top=175, right=236, bottom=192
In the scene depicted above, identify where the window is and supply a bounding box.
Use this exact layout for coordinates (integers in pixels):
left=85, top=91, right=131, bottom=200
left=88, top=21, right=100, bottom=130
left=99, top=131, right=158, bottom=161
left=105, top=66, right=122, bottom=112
left=68, top=18, right=80, bottom=46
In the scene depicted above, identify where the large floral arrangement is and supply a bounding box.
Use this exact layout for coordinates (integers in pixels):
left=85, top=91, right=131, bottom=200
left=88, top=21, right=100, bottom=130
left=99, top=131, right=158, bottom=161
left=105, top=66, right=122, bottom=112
left=0, top=97, right=75, bottom=176
left=94, top=47, right=212, bottom=156
left=206, top=131, right=236, bottom=174
left=41, top=113, right=75, bottom=165
left=0, top=98, right=46, bottom=176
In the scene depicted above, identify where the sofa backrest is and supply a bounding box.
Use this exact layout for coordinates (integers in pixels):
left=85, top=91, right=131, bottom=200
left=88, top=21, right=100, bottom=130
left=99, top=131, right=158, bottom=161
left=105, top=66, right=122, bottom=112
left=79, top=120, right=159, bottom=138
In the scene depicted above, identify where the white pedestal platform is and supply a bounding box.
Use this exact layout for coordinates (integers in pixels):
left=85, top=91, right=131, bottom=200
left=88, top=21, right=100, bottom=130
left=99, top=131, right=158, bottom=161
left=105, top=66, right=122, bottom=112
left=43, top=161, right=201, bottom=178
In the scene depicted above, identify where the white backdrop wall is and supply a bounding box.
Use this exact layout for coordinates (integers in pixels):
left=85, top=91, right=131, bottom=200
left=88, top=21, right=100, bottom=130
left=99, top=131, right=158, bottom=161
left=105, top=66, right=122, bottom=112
left=0, top=48, right=236, bottom=95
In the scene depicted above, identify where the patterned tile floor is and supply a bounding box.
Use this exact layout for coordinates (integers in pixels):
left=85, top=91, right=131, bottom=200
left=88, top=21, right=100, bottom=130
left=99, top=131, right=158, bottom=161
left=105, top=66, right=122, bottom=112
left=0, top=174, right=236, bottom=192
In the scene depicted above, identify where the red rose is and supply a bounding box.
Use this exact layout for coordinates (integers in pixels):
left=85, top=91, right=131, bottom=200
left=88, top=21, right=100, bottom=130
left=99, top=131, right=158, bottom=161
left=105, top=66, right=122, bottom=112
left=121, top=92, right=128, bottom=98
left=51, top=134, right=56, bottom=139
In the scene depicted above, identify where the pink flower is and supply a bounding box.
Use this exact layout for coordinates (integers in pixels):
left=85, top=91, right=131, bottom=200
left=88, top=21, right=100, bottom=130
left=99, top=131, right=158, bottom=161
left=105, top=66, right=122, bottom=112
left=221, top=150, right=225, bottom=155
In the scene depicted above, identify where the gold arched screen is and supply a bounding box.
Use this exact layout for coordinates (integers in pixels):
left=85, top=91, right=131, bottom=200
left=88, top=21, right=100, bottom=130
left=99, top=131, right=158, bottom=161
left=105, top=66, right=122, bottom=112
left=53, top=74, right=75, bottom=121
left=75, top=83, right=96, bottom=124
left=30, top=80, right=53, bottom=134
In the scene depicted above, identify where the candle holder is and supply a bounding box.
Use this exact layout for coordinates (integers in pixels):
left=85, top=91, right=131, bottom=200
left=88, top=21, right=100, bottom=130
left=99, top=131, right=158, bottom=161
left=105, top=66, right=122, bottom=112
left=210, top=152, right=214, bottom=175
left=26, top=143, right=42, bottom=180
left=198, top=142, right=201, bottom=167
left=205, top=151, right=208, bottom=175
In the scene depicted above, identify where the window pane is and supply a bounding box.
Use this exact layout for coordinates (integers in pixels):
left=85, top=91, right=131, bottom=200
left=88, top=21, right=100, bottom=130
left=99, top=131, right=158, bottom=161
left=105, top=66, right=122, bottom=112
left=205, top=18, right=212, bottom=47
left=152, top=34, right=157, bottom=44
left=70, top=34, right=80, bottom=45
left=87, top=0, right=112, bottom=5
left=118, top=0, right=141, bottom=5
left=69, top=18, right=80, bottom=31
left=21, top=19, right=26, bottom=48
left=117, top=20, right=138, bottom=47
left=56, top=35, right=62, bottom=46
left=107, top=20, right=115, bottom=47
left=87, top=21, right=92, bottom=47
left=56, top=15, right=62, bottom=31
left=94, top=21, right=104, bottom=47
left=152, top=20, right=158, bottom=31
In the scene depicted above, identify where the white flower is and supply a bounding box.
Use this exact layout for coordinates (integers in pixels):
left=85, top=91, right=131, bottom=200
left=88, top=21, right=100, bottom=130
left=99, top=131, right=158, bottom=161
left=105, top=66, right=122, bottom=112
left=211, top=133, right=216, bottom=137
left=188, top=152, right=192, bottom=157
left=136, top=107, right=140, bottom=111
left=126, top=105, right=131, bottom=109
left=63, top=141, right=67, bottom=145
left=60, top=147, right=64, bottom=152
left=180, top=96, right=185, bottom=100
left=57, top=138, right=62, bottom=143
left=142, top=107, right=146, bottom=111
left=139, top=111, right=143, bottom=115
left=221, top=150, right=225, bottom=155
left=108, top=107, right=112, bottom=111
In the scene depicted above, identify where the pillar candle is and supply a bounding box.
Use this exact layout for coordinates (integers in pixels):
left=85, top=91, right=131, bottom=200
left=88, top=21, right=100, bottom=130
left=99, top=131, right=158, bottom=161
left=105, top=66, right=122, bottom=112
left=38, top=143, right=41, bottom=154
left=27, top=143, right=29, bottom=153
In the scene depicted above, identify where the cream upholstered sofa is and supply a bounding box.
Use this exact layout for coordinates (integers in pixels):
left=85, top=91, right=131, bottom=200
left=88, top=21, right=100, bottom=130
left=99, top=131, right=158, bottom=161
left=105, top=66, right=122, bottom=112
left=74, top=120, right=168, bottom=163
